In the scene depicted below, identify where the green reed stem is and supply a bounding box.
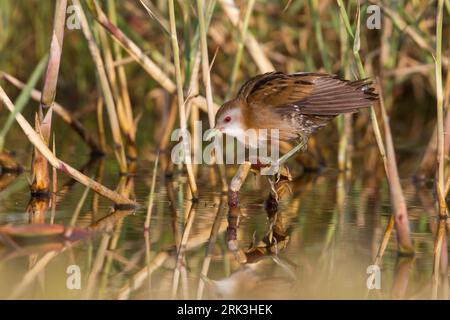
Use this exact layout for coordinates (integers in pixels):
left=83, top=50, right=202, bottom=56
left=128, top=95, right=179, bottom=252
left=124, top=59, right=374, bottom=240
left=309, top=0, right=332, bottom=72
left=0, top=54, right=48, bottom=151
left=336, top=0, right=387, bottom=172
left=227, top=0, right=255, bottom=99
left=168, top=0, right=198, bottom=200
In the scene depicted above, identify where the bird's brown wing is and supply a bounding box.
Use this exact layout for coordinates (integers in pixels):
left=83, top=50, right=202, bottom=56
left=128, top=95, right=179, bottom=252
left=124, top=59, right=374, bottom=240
left=241, top=72, right=377, bottom=116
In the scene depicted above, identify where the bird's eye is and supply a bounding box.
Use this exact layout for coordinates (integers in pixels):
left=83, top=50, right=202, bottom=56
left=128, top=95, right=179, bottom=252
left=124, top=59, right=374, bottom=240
left=224, top=116, right=231, bottom=123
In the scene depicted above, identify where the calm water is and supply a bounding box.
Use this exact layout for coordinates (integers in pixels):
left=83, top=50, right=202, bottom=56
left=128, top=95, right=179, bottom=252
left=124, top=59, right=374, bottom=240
left=0, top=143, right=447, bottom=300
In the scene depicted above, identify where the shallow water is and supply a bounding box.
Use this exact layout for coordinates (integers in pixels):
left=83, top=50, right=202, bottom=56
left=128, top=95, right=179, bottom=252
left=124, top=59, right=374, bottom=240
left=0, top=143, right=447, bottom=300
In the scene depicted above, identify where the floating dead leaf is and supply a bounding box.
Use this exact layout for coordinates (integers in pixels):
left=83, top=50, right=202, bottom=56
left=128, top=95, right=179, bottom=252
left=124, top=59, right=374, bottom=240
left=0, top=223, right=91, bottom=245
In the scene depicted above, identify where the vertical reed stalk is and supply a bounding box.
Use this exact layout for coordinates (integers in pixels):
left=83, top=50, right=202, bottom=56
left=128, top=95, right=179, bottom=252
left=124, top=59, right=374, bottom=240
left=108, top=0, right=137, bottom=160
left=87, top=0, right=176, bottom=93
left=226, top=0, right=255, bottom=99
left=337, top=9, right=352, bottom=171
left=168, top=0, right=198, bottom=199
left=196, top=0, right=228, bottom=191
left=337, top=1, right=387, bottom=168
left=197, top=0, right=217, bottom=127
left=75, top=0, right=127, bottom=173
left=436, top=0, right=445, bottom=195
left=51, top=133, right=57, bottom=224
left=40, top=0, right=67, bottom=109
left=337, top=1, right=413, bottom=253
left=31, top=0, right=67, bottom=195
left=379, top=85, right=414, bottom=253
left=309, top=0, right=332, bottom=72
left=96, top=97, right=107, bottom=153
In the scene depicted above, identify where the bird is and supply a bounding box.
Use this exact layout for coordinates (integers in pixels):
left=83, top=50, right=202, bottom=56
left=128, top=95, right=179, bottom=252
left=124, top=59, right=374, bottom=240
left=209, top=71, right=378, bottom=173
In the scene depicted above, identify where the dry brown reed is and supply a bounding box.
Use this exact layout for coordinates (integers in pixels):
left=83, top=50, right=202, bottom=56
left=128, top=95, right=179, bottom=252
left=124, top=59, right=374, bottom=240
left=0, top=86, right=135, bottom=206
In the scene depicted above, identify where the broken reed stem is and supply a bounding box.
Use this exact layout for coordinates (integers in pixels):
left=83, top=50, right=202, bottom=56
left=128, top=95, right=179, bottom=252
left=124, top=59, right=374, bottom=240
left=0, top=54, right=48, bottom=152
left=40, top=0, right=67, bottom=109
left=30, top=0, right=67, bottom=195
left=0, top=86, right=134, bottom=206
left=373, top=215, right=395, bottom=266
left=75, top=0, right=127, bottom=173
left=1, top=72, right=104, bottom=154
left=168, top=0, right=198, bottom=200
left=436, top=0, right=445, bottom=195
left=31, top=106, right=52, bottom=194
left=226, top=0, right=255, bottom=99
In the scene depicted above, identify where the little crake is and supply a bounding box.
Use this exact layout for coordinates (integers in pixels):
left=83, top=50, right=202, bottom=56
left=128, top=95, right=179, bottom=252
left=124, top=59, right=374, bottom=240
left=211, top=71, right=378, bottom=172
left=214, top=71, right=377, bottom=145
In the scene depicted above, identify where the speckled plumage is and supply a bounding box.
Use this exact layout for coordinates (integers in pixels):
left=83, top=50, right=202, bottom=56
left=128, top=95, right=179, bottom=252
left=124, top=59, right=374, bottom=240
left=215, top=71, right=378, bottom=143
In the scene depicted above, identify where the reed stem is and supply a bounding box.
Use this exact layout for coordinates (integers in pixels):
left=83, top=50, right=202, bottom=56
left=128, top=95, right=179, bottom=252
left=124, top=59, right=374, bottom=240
left=226, top=0, right=255, bottom=99
left=0, top=86, right=134, bottom=206
left=436, top=0, right=445, bottom=196
left=40, top=0, right=67, bottom=109
left=168, top=0, right=198, bottom=199
left=75, top=0, right=127, bottom=173
left=0, top=54, right=48, bottom=152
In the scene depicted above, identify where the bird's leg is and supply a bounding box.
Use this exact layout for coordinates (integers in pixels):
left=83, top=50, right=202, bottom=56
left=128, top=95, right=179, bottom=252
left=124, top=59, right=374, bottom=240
left=228, top=161, right=251, bottom=208
left=261, top=136, right=308, bottom=177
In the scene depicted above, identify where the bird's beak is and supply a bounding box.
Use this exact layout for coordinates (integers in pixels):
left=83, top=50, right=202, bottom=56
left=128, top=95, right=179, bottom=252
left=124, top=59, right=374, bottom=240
left=204, top=127, right=222, bottom=140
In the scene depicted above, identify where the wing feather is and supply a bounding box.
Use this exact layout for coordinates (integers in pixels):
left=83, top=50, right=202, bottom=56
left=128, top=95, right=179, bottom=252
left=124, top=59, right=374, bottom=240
left=240, top=72, right=377, bottom=116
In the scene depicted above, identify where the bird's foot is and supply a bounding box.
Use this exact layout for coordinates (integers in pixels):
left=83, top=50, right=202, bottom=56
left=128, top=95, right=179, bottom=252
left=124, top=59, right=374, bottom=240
left=260, top=139, right=307, bottom=177
left=260, top=161, right=280, bottom=177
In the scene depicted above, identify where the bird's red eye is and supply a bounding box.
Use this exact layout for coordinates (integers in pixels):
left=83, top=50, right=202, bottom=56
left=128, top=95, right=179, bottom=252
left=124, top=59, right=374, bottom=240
left=224, top=116, right=231, bottom=123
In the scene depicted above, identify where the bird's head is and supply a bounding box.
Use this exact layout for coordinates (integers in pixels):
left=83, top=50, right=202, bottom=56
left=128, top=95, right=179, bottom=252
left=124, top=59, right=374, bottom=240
left=208, top=101, right=245, bottom=140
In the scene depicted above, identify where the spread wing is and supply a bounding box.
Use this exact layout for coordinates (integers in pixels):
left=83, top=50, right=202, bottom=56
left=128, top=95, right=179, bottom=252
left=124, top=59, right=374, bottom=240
left=238, top=72, right=378, bottom=116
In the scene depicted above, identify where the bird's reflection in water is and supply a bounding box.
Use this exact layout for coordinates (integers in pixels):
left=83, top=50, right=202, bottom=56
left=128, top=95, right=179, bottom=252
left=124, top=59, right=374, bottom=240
left=205, top=170, right=315, bottom=299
